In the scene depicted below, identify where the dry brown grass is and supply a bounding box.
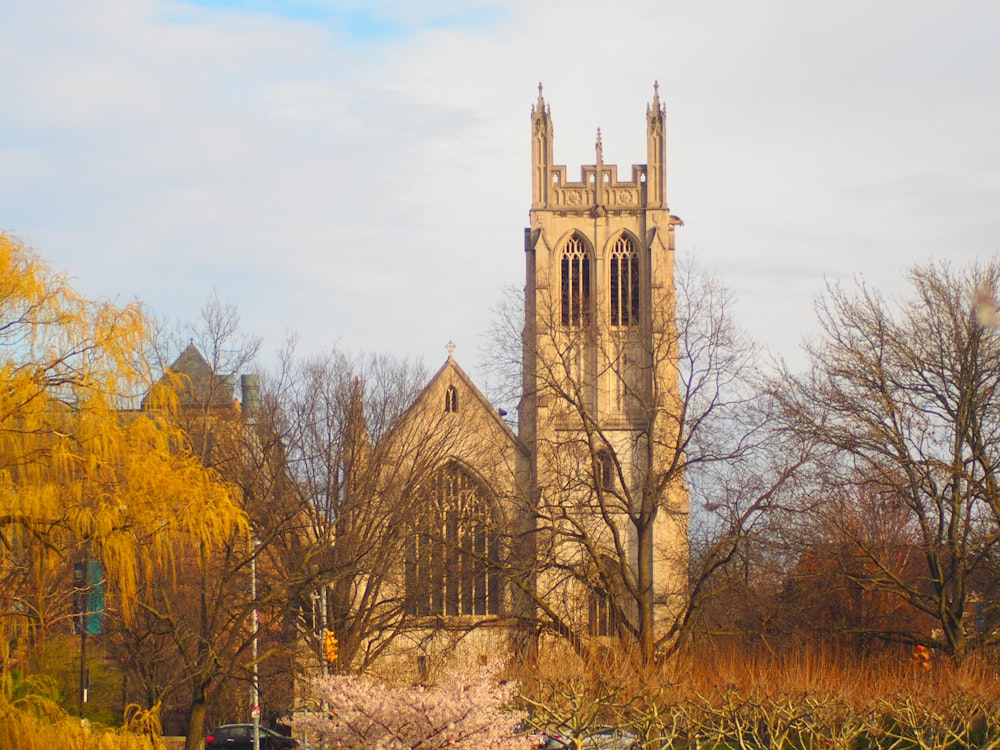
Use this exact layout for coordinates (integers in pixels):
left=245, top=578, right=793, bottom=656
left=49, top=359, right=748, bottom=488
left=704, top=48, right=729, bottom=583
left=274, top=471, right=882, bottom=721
left=517, top=641, right=1000, bottom=749
left=674, top=640, right=1000, bottom=699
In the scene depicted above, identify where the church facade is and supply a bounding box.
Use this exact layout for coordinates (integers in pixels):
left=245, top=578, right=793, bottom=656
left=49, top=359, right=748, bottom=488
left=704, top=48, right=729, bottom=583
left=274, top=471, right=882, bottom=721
left=371, top=85, right=690, bottom=675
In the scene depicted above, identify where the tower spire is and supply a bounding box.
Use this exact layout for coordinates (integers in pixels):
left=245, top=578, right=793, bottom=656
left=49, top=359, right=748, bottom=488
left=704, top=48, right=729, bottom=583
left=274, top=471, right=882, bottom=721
left=646, top=81, right=666, bottom=209
left=531, top=83, right=554, bottom=208
left=594, top=127, right=606, bottom=211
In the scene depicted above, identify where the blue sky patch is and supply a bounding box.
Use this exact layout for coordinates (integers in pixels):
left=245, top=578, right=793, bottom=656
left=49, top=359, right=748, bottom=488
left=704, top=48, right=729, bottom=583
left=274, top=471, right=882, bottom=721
left=174, top=0, right=506, bottom=42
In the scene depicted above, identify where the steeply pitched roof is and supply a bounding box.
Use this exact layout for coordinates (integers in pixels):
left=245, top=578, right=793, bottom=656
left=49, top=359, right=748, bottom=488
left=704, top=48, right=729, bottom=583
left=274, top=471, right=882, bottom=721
left=162, top=343, right=235, bottom=410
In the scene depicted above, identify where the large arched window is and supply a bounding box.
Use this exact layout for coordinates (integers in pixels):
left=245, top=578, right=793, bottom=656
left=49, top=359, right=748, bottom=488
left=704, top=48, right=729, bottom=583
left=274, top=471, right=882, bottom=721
left=561, top=235, right=591, bottom=327
left=610, top=235, right=640, bottom=327
left=405, top=463, right=501, bottom=617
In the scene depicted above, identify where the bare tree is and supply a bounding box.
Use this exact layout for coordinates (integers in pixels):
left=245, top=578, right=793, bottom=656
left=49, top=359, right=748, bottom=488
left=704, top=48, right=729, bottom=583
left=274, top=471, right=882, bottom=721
left=488, top=260, right=803, bottom=665
left=268, top=348, right=427, bottom=673
left=776, top=260, right=1000, bottom=661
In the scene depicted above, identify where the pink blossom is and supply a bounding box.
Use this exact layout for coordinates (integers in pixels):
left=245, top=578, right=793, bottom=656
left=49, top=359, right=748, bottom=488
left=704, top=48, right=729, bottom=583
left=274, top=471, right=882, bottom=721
left=293, top=663, right=530, bottom=750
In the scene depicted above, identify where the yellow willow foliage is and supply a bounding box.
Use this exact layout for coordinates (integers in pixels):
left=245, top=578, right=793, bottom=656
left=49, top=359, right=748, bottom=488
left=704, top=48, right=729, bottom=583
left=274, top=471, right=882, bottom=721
left=0, top=234, right=247, bottom=658
left=0, top=673, right=163, bottom=750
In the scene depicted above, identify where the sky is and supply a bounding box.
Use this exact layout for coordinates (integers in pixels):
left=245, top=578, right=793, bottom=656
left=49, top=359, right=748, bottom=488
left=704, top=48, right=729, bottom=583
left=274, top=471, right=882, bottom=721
left=3, top=0, right=999, bottom=397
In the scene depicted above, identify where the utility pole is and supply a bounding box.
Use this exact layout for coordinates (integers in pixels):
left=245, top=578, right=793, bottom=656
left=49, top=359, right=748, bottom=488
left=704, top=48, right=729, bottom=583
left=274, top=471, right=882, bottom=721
left=74, top=560, right=89, bottom=719
left=243, top=377, right=263, bottom=750
left=251, top=540, right=261, bottom=750
left=74, top=557, right=104, bottom=719
left=79, top=585, right=88, bottom=718
left=319, top=585, right=328, bottom=673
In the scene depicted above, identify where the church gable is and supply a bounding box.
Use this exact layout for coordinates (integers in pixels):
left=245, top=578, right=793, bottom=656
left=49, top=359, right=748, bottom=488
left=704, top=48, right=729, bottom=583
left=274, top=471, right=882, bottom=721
left=398, top=349, right=525, bottom=475
left=381, top=350, right=528, bottom=631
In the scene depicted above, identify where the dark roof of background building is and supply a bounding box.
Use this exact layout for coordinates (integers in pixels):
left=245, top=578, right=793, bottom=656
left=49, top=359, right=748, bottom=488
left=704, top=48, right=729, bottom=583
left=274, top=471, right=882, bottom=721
left=164, top=343, right=236, bottom=410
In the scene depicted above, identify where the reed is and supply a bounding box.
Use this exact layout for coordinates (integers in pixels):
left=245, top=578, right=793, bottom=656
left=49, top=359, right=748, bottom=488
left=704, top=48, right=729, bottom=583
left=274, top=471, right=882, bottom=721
left=519, top=641, right=1000, bottom=749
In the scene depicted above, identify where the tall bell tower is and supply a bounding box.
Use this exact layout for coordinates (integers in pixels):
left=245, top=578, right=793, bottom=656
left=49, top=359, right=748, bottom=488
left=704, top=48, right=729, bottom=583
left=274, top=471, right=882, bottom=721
left=520, top=84, right=688, bottom=645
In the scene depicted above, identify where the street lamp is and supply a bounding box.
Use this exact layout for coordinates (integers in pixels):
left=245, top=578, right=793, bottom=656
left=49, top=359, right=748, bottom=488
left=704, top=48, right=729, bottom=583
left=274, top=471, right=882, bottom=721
left=251, top=539, right=261, bottom=750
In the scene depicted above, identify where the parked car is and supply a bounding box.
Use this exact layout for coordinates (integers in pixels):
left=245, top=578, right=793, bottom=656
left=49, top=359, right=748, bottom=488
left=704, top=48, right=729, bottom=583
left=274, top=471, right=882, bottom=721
left=541, top=726, right=640, bottom=750
left=517, top=719, right=553, bottom=749
left=204, top=724, right=298, bottom=750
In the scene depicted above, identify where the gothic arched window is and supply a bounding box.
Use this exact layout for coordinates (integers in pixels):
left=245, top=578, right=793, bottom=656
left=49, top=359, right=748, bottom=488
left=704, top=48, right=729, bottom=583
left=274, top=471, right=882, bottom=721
left=561, top=235, right=591, bottom=327
left=405, top=463, right=501, bottom=617
left=610, top=235, right=640, bottom=327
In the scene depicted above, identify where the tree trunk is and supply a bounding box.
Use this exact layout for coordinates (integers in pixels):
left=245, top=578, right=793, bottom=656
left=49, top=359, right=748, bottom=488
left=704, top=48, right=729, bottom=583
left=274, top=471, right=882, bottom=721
left=184, top=691, right=209, bottom=750
left=636, top=516, right=655, bottom=664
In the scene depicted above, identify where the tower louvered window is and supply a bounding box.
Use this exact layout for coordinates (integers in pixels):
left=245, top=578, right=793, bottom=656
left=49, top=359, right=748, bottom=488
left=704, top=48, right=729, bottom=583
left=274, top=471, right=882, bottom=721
left=610, top=236, right=640, bottom=327
left=587, top=556, right=630, bottom=637
left=597, top=450, right=616, bottom=490
left=561, top=236, right=590, bottom=327
left=405, top=463, right=501, bottom=617
left=588, top=588, right=618, bottom=637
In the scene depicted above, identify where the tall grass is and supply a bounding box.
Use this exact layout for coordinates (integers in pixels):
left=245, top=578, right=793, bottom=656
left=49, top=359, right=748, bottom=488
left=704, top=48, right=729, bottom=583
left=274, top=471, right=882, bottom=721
left=675, top=640, right=1000, bottom=705
left=519, top=641, right=1000, bottom=749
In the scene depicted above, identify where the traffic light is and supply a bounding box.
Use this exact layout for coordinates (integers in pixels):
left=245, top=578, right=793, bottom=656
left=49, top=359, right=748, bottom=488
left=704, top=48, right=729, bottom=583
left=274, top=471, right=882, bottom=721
left=323, top=630, right=338, bottom=664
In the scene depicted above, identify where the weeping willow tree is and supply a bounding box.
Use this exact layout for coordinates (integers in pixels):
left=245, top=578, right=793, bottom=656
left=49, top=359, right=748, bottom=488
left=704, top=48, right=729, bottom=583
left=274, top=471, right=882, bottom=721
left=0, top=233, right=246, bottom=678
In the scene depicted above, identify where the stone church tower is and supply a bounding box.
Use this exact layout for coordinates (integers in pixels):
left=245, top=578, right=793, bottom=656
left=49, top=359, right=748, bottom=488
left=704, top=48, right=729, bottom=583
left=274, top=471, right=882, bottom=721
left=519, top=84, right=688, bottom=650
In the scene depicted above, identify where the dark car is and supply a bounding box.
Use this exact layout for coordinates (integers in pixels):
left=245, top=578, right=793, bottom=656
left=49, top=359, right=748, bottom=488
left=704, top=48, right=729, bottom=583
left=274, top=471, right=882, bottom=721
left=204, top=724, right=298, bottom=750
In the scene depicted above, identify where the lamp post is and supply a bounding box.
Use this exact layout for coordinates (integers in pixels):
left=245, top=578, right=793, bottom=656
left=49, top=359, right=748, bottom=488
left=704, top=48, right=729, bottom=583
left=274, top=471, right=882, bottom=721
left=243, top=378, right=263, bottom=750
left=251, top=539, right=261, bottom=750
left=74, top=560, right=88, bottom=719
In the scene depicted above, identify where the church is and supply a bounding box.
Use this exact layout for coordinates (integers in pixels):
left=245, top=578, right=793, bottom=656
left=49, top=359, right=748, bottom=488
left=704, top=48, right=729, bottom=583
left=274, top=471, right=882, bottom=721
left=162, top=85, right=691, bottom=683
left=361, top=84, right=690, bottom=674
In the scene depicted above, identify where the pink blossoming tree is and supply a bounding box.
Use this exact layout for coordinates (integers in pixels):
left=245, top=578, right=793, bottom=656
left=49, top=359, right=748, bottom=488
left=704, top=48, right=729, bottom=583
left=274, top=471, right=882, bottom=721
left=293, top=663, right=531, bottom=750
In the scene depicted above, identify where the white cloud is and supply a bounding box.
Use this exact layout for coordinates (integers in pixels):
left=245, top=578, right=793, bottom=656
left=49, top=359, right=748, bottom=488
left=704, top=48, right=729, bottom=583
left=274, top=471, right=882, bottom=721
left=2, top=0, right=998, bottom=381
